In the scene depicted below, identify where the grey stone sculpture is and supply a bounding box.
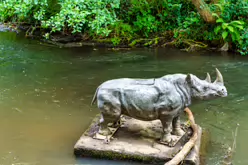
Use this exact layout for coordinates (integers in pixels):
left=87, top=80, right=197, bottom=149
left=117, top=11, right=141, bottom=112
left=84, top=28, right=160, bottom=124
left=91, top=68, right=227, bottom=146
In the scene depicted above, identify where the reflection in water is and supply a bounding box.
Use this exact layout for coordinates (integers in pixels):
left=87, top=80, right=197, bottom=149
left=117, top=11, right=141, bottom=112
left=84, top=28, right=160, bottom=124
left=77, top=158, right=149, bottom=165
left=0, top=32, right=248, bottom=165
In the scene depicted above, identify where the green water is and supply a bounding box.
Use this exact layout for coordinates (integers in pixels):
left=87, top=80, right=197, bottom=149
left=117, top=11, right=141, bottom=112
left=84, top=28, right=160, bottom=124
left=0, top=31, right=248, bottom=165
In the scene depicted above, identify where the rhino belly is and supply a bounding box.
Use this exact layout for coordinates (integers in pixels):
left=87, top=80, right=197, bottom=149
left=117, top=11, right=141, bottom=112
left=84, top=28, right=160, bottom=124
left=118, top=87, right=163, bottom=121
left=122, top=108, right=160, bottom=121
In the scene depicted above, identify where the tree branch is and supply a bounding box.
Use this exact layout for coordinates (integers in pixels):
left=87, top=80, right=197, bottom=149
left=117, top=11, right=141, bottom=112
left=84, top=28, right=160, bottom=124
left=164, top=107, right=198, bottom=165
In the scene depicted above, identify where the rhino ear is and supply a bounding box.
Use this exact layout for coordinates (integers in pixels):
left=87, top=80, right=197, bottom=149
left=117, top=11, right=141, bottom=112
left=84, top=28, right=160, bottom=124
left=186, top=74, right=192, bottom=84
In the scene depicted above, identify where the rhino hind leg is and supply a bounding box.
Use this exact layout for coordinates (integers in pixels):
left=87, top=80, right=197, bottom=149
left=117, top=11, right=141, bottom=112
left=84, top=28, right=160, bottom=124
left=98, top=114, right=112, bottom=136
left=98, top=110, right=121, bottom=136
left=171, top=116, right=185, bottom=136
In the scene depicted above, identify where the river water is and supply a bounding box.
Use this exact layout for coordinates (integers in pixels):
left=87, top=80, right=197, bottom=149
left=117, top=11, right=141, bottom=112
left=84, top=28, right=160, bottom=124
left=0, top=31, right=248, bottom=165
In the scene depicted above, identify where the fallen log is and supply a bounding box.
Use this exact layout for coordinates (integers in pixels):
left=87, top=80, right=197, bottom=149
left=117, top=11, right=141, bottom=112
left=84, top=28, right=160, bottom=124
left=165, top=107, right=198, bottom=165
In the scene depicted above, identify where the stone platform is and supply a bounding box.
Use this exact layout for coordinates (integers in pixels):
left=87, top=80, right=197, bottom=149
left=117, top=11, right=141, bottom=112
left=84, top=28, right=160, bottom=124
left=74, top=114, right=202, bottom=165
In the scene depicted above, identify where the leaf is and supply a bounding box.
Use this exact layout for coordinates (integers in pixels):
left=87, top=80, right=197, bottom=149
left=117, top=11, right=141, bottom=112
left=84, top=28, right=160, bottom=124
left=222, top=23, right=228, bottom=30
left=129, top=40, right=137, bottom=47
left=214, top=26, right=222, bottom=34
left=212, top=13, right=219, bottom=18
left=233, top=31, right=241, bottom=41
left=214, top=4, right=224, bottom=12
left=231, top=33, right=236, bottom=41
left=227, top=26, right=234, bottom=32
left=216, top=18, right=224, bottom=23
left=222, top=31, right=228, bottom=40
left=231, top=20, right=245, bottom=25
left=235, top=25, right=244, bottom=30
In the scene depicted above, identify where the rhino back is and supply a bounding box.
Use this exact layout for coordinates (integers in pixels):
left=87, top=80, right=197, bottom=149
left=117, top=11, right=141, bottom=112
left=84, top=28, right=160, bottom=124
left=99, top=78, right=155, bottom=88
left=97, top=79, right=182, bottom=120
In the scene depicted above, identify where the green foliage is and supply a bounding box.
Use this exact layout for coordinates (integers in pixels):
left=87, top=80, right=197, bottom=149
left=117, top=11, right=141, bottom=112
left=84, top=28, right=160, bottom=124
left=237, top=28, right=248, bottom=56
left=175, top=12, right=204, bottom=40
left=42, top=0, right=120, bottom=36
left=214, top=18, right=245, bottom=43
left=133, top=14, right=159, bottom=37
left=210, top=0, right=247, bottom=54
left=0, top=0, right=120, bottom=37
left=220, top=0, right=248, bottom=22
left=0, top=0, right=48, bottom=22
left=0, top=0, right=247, bottom=55
left=110, top=21, right=133, bottom=38
left=117, top=0, right=190, bottom=36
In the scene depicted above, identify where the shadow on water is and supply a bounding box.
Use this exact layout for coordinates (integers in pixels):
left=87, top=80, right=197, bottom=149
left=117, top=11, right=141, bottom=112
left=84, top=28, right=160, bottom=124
left=1, top=31, right=248, bottom=165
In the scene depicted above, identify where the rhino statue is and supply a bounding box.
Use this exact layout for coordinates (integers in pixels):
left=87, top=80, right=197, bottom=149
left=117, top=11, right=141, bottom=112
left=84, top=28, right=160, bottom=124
left=91, top=68, right=227, bottom=145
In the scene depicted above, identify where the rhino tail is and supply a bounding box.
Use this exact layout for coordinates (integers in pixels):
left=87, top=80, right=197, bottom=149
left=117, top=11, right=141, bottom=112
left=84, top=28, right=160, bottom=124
left=91, top=87, right=99, bottom=106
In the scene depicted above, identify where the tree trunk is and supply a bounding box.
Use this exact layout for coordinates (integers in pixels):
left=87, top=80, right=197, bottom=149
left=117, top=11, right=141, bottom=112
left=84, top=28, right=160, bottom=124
left=211, top=0, right=219, bottom=3
left=191, top=0, right=216, bottom=23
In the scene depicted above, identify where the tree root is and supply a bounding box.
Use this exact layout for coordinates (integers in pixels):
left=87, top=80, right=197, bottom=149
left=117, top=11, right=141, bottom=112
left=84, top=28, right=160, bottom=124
left=129, top=37, right=161, bottom=47
left=182, top=39, right=208, bottom=52
left=165, top=107, right=198, bottom=165
left=163, top=39, right=208, bottom=51
left=25, top=25, right=41, bottom=38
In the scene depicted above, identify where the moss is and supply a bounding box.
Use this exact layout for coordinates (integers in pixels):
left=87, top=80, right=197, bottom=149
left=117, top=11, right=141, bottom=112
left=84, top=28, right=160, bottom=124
left=95, top=38, right=113, bottom=43
left=74, top=148, right=166, bottom=164
left=129, top=37, right=165, bottom=47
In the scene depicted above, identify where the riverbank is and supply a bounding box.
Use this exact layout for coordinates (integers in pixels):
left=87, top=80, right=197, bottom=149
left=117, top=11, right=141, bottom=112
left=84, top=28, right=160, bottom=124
left=0, top=22, right=221, bottom=53
left=0, top=0, right=247, bottom=54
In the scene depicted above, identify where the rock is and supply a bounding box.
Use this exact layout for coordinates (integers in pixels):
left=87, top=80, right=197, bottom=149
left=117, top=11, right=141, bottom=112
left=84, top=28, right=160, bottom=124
left=0, top=24, right=11, bottom=32
left=0, top=23, right=20, bottom=33
left=220, top=42, right=229, bottom=52
left=74, top=114, right=202, bottom=165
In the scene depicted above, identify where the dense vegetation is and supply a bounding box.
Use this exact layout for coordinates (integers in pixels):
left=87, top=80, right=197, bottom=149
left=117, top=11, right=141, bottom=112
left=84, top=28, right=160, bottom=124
left=0, top=0, right=247, bottom=55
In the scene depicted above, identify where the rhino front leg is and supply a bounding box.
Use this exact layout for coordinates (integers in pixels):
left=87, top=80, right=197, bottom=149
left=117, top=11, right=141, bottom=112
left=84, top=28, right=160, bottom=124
left=160, top=116, right=178, bottom=146
left=172, top=116, right=185, bottom=136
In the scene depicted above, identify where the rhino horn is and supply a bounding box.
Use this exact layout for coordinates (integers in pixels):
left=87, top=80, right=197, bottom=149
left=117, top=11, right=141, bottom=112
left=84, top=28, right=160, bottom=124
left=214, top=68, right=224, bottom=84
left=205, top=72, right=211, bottom=83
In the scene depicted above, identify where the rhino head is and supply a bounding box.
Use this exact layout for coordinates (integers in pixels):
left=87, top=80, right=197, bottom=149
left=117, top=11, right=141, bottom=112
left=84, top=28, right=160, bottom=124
left=186, top=68, right=228, bottom=100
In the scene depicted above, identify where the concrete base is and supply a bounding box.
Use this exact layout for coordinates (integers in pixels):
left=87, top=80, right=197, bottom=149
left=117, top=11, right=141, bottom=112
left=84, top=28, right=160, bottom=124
left=74, top=114, right=202, bottom=165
